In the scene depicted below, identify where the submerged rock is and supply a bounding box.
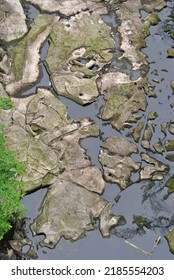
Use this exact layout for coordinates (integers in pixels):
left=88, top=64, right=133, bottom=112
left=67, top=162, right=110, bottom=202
left=0, top=0, right=28, bottom=42
left=5, top=14, right=58, bottom=95
left=31, top=179, right=125, bottom=248
left=99, top=136, right=140, bottom=189
left=46, top=11, right=114, bottom=104
left=98, top=72, right=147, bottom=131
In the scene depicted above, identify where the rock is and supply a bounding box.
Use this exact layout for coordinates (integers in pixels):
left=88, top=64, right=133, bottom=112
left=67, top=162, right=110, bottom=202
left=0, top=0, right=27, bottom=42
left=31, top=179, right=124, bottom=248
left=165, top=140, right=174, bottom=151
left=99, top=136, right=140, bottom=189
left=127, top=121, right=144, bottom=142
left=148, top=111, right=158, bottom=120
left=153, top=142, right=164, bottom=154
left=98, top=73, right=147, bottom=131
left=166, top=177, right=174, bottom=194
left=165, top=154, right=174, bottom=162
left=26, top=0, right=106, bottom=16
left=5, top=14, right=59, bottom=95
left=167, top=48, right=174, bottom=58
left=140, top=153, right=169, bottom=181
left=45, top=11, right=114, bottom=105
left=116, top=0, right=166, bottom=70
left=170, top=81, right=174, bottom=91
left=165, top=230, right=174, bottom=255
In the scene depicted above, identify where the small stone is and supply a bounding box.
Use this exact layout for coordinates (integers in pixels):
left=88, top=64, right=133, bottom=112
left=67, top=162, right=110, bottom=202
left=153, top=142, right=164, bottom=154
left=148, top=111, right=158, bottom=120
left=167, top=48, right=174, bottom=58
left=165, top=230, right=174, bottom=254
left=165, top=154, right=174, bottom=162
left=170, top=81, right=174, bottom=91
left=165, top=140, right=174, bottom=151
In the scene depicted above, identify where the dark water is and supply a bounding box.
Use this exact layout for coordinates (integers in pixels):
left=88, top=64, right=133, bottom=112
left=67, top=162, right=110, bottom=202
left=21, top=2, right=174, bottom=259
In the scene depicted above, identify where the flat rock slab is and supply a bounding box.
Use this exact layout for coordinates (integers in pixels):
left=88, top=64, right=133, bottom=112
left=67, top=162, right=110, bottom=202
left=99, top=136, right=140, bottom=189
left=0, top=0, right=28, bottom=42
left=31, top=178, right=125, bottom=248
left=46, top=11, right=114, bottom=104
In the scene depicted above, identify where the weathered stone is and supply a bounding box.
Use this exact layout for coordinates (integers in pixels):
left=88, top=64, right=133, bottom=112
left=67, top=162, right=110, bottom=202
left=165, top=230, right=174, bottom=254
left=148, top=111, right=158, bottom=120
left=0, top=0, right=27, bottom=42
left=169, top=123, right=174, bottom=135
left=165, top=140, right=174, bottom=152
left=31, top=179, right=124, bottom=248
left=116, top=0, right=166, bottom=70
left=5, top=14, right=59, bottom=95
left=161, top=122, right=168, bottom=135
left=165, top=154, right=174, bottom=162
left=26, top=0, right=106, bottom=16
left=46, top=11, right=114, bottom=104
left=140, top=153, right=169, bottom=181
left=170, top=81, right=174, bottom=91
left=167, top=48, right=174, bottom=58
left=99, top=136, right=140, bottom=189
left=166, top=177, right=174, bottom=194
left=127, top=121, right=144, bottom=142
left=98, top=73, right=147, bottom=131
left=153, top=142, right=164, bottom=154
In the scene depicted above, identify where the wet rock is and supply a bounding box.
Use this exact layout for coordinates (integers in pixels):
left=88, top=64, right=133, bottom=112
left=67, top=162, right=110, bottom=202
left=153, top=142, right=164, bottom=154
left=5, top=14, right=59, bottom=95
left=140, top=153, right=169, bottom=181
left=141, top=124, right=153, bottom=150
left=169, top=121, right=174, bottom=135
left=170, top=81, right=174, bottom=91
left=45, top=11, right=114, bottom=105
left=31, top=178, right=124, bottom=248
left=148, top=111, right=158, bottom=120
left=165, top=154, right=174, bottom=162
left=26, top=0, right=106, bottom=16
left=98, top=72, right=147, bottom=131
left=161, top=122, right=168, bottom=136
left=167, top=48, right=174, bottom=58
left=127, top=121, right=144, bottom=142
left=116, top=0, right=166, bottom=70
left=165, top=140, right=174, bottom=152
left=166, top=177, right=174, bottom=194
left=99, top=136, right=140, bottom=189
left=0, top=0, right=27, bottom=42
left=165, top=230, right=174, bottom=255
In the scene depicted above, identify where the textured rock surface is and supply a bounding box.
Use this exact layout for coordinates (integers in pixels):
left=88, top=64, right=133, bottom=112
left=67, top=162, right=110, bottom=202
left=46, top=11, right=114, bottom=104
left=98, top=72, right=147, bottom=131
left=99, top=136, right=140, bottom=189
left=31, top=179, right=124, bottom=248
left=0, top=0, right=28, bottom=42
left=5, top=15, right=59, bottom=96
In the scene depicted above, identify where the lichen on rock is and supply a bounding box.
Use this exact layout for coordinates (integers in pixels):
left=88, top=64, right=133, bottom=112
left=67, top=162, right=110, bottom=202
left=5, top=14, right=59, bottom=95
left=0, top=0, right=28, bottom=43
left=45, top=11, right=114, bottom=104
left=98, top=72, right=147, bottom=131
left=99, top=136, right=141, bottom=189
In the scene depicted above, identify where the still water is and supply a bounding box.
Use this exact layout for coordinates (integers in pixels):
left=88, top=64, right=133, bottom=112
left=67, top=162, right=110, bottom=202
left=21, top=2, right=174, bottom=259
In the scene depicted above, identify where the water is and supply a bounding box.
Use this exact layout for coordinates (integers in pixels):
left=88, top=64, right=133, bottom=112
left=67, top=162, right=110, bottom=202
left=20, top=2, right=174, bottom=259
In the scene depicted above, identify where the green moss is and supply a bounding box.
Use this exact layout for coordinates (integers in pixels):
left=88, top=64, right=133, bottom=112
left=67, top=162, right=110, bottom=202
left=166, top=177, right=174, bottom=193
left=165, top=154, right=174, bottom=162
left=114, top=195, right=121, bottom=203
left=148, top=111, right=158, bottom=120
left=146, top=12, right=160, bottom=25
left=133, top=215, right=151, bottom=229
left=167, top=48, right=174, bottom=58
left=165, top=140, right=174, bottom=151
left=8, top=14, right=55, bottom=80
left=165, top=230, right=174, bottom=254
left=170, top=81, right=174, bottom=91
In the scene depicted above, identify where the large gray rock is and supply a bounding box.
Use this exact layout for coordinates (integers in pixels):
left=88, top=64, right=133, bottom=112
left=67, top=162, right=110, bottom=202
left=5, top=14, right=59, bottom=96
left=0, top=0, right=27, bottom=42
left=46, top=11, right=114, bottom=104
left=31, top=178, right=125, bottom=248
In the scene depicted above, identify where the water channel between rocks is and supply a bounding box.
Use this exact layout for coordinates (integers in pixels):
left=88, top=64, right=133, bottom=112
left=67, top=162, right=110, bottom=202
left=20, top=2, right=174, bottom=260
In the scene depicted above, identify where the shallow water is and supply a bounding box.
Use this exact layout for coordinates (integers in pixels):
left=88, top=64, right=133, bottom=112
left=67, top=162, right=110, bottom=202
left=20, top=2, right=174, bottom=259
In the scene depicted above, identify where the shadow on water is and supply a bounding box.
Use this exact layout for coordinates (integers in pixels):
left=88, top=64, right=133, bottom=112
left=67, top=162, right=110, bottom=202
left=19, top=2, right=174, bottom=259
